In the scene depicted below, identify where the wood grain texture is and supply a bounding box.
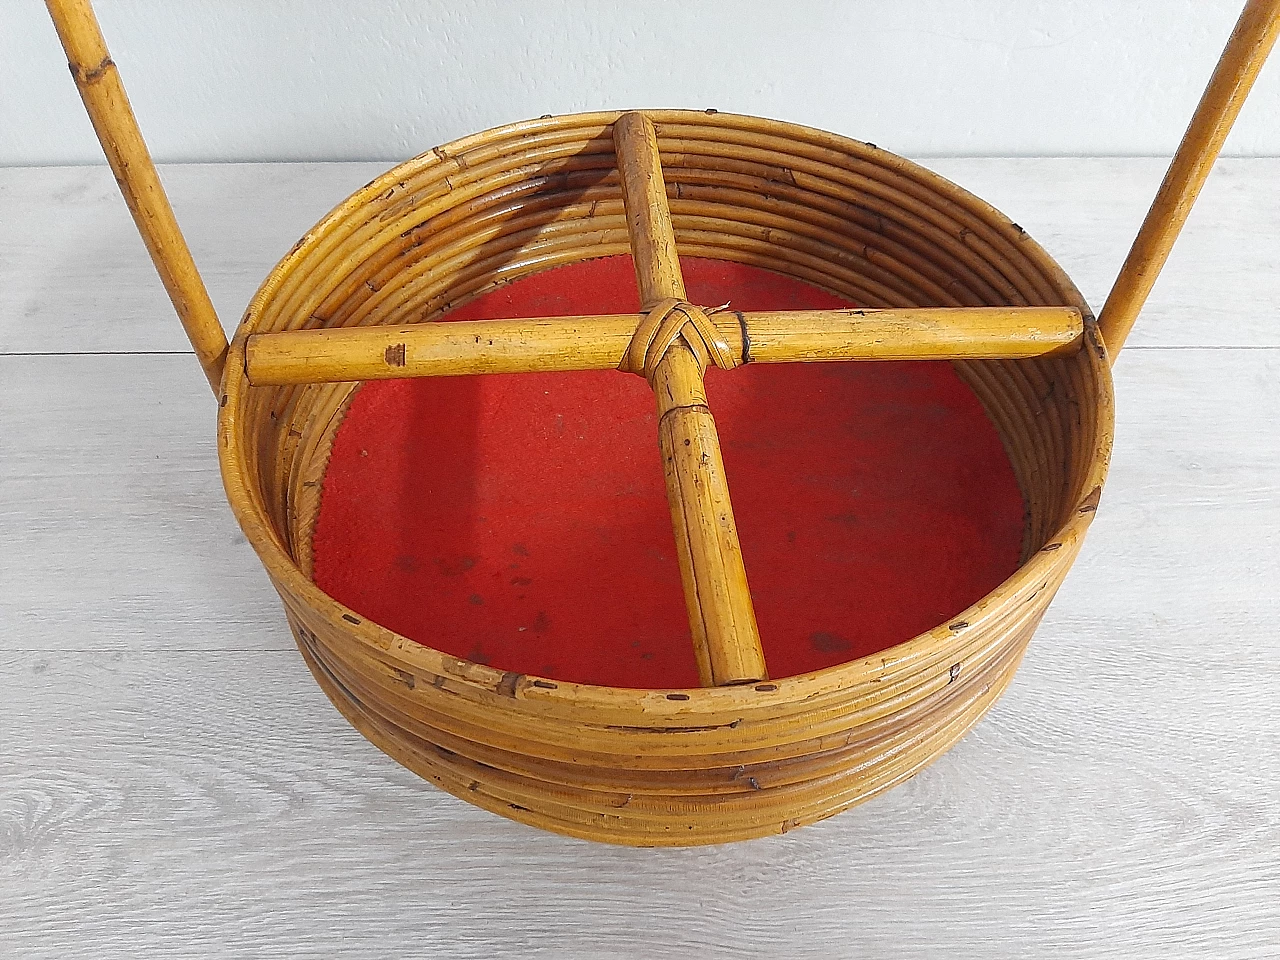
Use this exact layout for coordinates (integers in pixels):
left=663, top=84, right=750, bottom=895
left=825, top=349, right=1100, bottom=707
left=0, top=162, right=386, bottom=354
left=2, top=159, right=1279, bottom=953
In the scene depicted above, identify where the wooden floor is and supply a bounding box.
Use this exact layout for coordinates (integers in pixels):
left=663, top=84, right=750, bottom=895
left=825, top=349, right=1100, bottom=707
left=2, top=159, right=1278, bottom=958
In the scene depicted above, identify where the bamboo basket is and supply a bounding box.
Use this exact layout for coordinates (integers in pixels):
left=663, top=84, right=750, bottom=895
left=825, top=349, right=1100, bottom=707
left=46, top=0, right=1280, bottom=845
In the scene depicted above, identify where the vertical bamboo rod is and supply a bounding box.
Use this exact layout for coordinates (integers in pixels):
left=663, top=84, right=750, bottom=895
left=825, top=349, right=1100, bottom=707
left=46, top=0, right=228, bottom=394
left=613, top=112, right=768, bottom=686
left=1098, top=0, right=1280, bottom=359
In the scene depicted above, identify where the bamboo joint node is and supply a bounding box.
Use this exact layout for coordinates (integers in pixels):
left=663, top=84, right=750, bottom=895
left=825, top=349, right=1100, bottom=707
left=619, top=298, right=741, bottom=382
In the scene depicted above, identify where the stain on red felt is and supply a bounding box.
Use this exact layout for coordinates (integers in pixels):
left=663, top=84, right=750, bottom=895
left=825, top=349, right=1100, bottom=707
left=312, top=256, right=1024, bottom=688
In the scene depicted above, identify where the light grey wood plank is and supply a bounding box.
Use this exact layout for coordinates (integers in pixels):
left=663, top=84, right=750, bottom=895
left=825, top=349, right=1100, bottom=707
left=4, top=349, right=1277, bottom=652
left=0, top=162, right=385, bottom=355
left=0, top=354, right=283, bottom=650
left=1, top=613, right=1277, bottom=960
left=2, top=159, right=1279, bottom=355
left=927, top=157, right=1280, bottom=348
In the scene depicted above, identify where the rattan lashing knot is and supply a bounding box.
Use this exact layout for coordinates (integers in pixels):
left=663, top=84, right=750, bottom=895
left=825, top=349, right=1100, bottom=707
left=619, top=298, right=739, bottom=382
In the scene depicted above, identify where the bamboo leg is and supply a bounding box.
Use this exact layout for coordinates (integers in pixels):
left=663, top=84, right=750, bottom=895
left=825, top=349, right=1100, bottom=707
left=614, top=111, right=768, bottom=686
left=46, top=0, right=227, bottom=394
left=1098, top=0, right=1280, bottom=358
left=243, top=306, right=1083, bottom=386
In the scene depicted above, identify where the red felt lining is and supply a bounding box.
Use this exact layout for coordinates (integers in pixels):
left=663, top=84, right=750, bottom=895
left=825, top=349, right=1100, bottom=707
left=312, top=257, right=1025, bottom=688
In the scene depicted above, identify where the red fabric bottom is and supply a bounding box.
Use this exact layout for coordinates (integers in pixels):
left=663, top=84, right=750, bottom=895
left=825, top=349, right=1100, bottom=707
left=312, top=257, right=1025, bottom=688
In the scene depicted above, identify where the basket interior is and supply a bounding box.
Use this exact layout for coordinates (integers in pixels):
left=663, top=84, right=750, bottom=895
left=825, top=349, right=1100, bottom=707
left=230, top=111, right=1104, bottom=696
left=309, top=255, right=1026, bottom=687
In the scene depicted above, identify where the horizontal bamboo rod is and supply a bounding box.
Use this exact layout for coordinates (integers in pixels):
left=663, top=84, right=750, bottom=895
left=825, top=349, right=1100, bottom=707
left=46, top=0, right=228, bottom=394
left=615, top=111, right=768, bottom=688
left=243, top=306, right=1083, bottom=385
left=1098, top=0, right=1280, bottom=358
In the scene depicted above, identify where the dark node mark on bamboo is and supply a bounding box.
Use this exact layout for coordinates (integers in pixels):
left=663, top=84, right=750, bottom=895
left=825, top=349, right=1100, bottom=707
left=219, top=394, right=228, bottom=407
left=1041, top=542, right=1063, bottom=552
left=666, top=693, right=691, bottom=701
left=769, top=167, right=799, bottom=187
left=949, top=621, right=968, bottom=631
left=70, top=56, right=114, bottom=85
left=755, top=683, right=778, bottom=692
left=384, top=342, right=407, bottom=367
left=508, top=804, right=530, bottom=812
left=432, top=675, right=447, bottom=690
left=364, top=278, right=381, bottom=294
left=391, top=667, right=416, bottom=689
left=1011, top=222, right=1027, bottom=236
left=531, top=679, right=557, bottom=689
left=467, top=780, right=480, bottom=791
left=432, top=145, right=468, bottom=171
left=735, top=311, right=751, bottom=364
left=748, top=777, right=761, bottom=790
left=341, top=613, right=361, bottom=624
left=949, top=663, right=962, bottom=683
left=1078, top=486, right=1103, bottom=514
left=497, top=672, right=522, bottom=698
left=607, top=722, right=736, bottom=734
left=612, top=794, right=634, bottom=808
left=864, top=142, right=877, bottom=150
left=540, top=114, right=553, bottom=120
left=705, top=108, right=718, bottom=114
left=658, top=401, right=713, bottom=426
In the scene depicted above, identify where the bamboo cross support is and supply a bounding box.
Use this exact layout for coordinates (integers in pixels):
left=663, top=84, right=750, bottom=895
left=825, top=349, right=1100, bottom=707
left=243, top=306, right=1083, bottom=385
left=613, top=112, right=768, bottom=686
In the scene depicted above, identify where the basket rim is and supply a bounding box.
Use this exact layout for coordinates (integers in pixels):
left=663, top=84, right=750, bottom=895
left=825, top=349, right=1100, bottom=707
left=216, top=108, right=1115, bottom=720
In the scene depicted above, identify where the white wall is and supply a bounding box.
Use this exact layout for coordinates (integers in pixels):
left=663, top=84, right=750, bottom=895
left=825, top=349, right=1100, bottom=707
left=6, top=0, right=1280, bottom=165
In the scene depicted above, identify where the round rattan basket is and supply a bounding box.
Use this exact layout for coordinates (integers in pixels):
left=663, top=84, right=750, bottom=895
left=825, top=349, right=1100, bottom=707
left=48, top=0, right=1278, bottom=845
left=217, top=111, right=1113, bottom=844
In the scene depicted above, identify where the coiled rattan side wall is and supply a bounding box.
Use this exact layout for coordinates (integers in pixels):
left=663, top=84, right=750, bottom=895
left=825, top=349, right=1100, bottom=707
left=218, top=111, right=1114, bottom=845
